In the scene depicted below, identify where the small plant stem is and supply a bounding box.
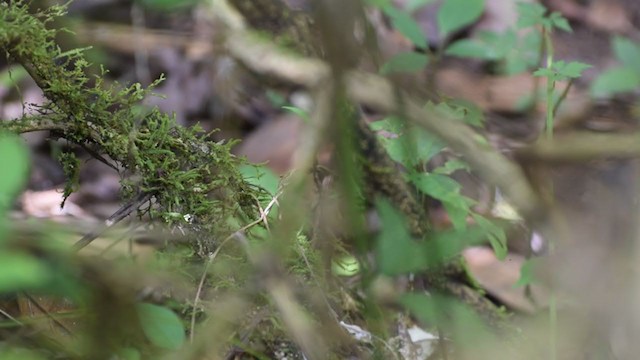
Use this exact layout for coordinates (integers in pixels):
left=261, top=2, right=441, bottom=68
left=542, top=25, right=558, bottom=360
left=544, top=28, right=555, bottom=140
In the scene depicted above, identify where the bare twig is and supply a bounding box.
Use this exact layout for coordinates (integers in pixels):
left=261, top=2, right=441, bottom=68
left=72, top=192, right=152, bottom=251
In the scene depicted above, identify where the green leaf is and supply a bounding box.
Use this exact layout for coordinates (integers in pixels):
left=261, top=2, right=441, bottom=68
left=136, top=303, right=186, bottom=350
left=472, top=214, right=507, bottom=260
left=590, top=67, right=640, bottom=98
left=442, top=200, right=469, bottom=230
left=612, top=36, right=640, bottom=74
left=399, top=293, right=489, bottom=341
left=380, top=128, right=444, bottom=167
left=375, top=199, right=426, bottom=275
left=446, top=99, right=485, bottom=126
left=116, top=348, right=142, bottom=360
left=514, top=258, right=537, bottom=287
left=0, top=347, right=46, bottom=360
left=549, top=12, right=572, bottom=32
left=410, top=173, right=461, bottom=202
left=282, top=105, right=310, bottom=123
left=438, top=0, right=485, bottom=37
left=0, top=65, right=29, bottom=88
left=516, top=2, right=547, bottom=29
left=381, top=52, right=429, bottom=75
left=383, top=6, right=428, bottom=48
left=0, top=133, right=29, bottom=213
left=0, top=253, right=50, bottom=292
left=559, top=61, right=591, bottom=78
left=406, top=0, right=436, bottom=12
left=239, top=165, right=279, bottom=196
left=369, top=116, right=405, bottom=133
left=533, top=61, right=591, bottom=82
left=422, top=226, right=486, bottom=264
left=433, top=159, right=469, bottom=175
left=446, top=39, right=496, bottom=59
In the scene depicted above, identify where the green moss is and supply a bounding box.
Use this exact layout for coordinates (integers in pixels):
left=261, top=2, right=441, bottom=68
left=0, top=1, right=266, bottom=249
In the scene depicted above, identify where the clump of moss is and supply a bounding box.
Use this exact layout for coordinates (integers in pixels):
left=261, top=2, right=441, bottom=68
left=0, top=1, right=265, bottom=247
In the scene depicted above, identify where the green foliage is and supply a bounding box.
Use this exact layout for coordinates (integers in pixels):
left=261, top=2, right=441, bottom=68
left=136, top=303, right=186, bottom=350
left=380, top=5, right=428, bottom=48
left=239, top=164, right=279, bottom=197
left=380, top=51, right=429, bottom=75
left=371, top=116, right=445, bottom=167
left=437, top=0, right=485, bottom=38
left=514, top=257, right=537, bottom=288
left=281, top=105, right=311, bottom=123
left=0, top=133, right=29, bottom=213
left=591, top=36, right=640, bottom=97
left=516, top=2, right=571, bottom=32
left=399, top=292, right=492, bottom=344
left=533, top=60, right=592, bottom=82
left=374, top=200, right=503, bottom=275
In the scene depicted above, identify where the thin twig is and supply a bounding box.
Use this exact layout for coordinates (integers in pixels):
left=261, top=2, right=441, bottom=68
left=189, top=191, right=283, bottom=341
left=21, top=293, right=74, bottom=337
left=72, top=192, right=152, bottom=251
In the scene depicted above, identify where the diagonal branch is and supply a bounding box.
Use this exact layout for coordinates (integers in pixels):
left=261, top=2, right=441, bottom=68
left=224, top=30, right=545, bottom=222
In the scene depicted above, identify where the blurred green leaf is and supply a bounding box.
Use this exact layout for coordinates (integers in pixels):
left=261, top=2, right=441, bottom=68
left=442, top=199, right=470, bottom=230
left=425, top=224, right=489, bottom=262
left=472, top=214, right=507, bottom=260
left=375, top=199, right=425, bottom=275
left=0, top=347, right=46, bottom=360
left=534, top=61, right=592, bottom=82
left=116, top=348, right=142, bottom=360
left=282, top=105, right=310, bottom=123
left=239, top=165, right=279, bottom=196
left=380, top=52, right=429, bottom=75
left=612, top=36, right=640, bottom=74
left=410, top=173, right=460, bottom=202
left=0, top=253, right=50, bottom=292
left=379, top=127, right=444, bottom=167
left=136, top=303, right=186, bottom=350
left=549, top=12, right=572, bottom=32
left=590, top=67, right=640, bottom=98
left=369, top=116, right=405, bottom=133
left=446, top=39, right=496, bottom=59
left=438, top=0, right=485, bottom=37
left=558, top=61, right=591, bottom=78
left=433, top=159, right=469, bottom=175
left=406, top=0, right=436, bottom=12
left=400, top=293, right=492, bottom=347
left=0, top=133, right=30, bottom=213
left=0, top=65, right=28, bottom=87
left=383, top=6, right=428, bottom=48
left=517, top=2, right=547, bottom=29
left=514, top=258, right=537, bottom=287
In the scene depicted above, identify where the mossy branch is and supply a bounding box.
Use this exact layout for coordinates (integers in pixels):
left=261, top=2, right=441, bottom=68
left=0, top=1, right=262, bottom=241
